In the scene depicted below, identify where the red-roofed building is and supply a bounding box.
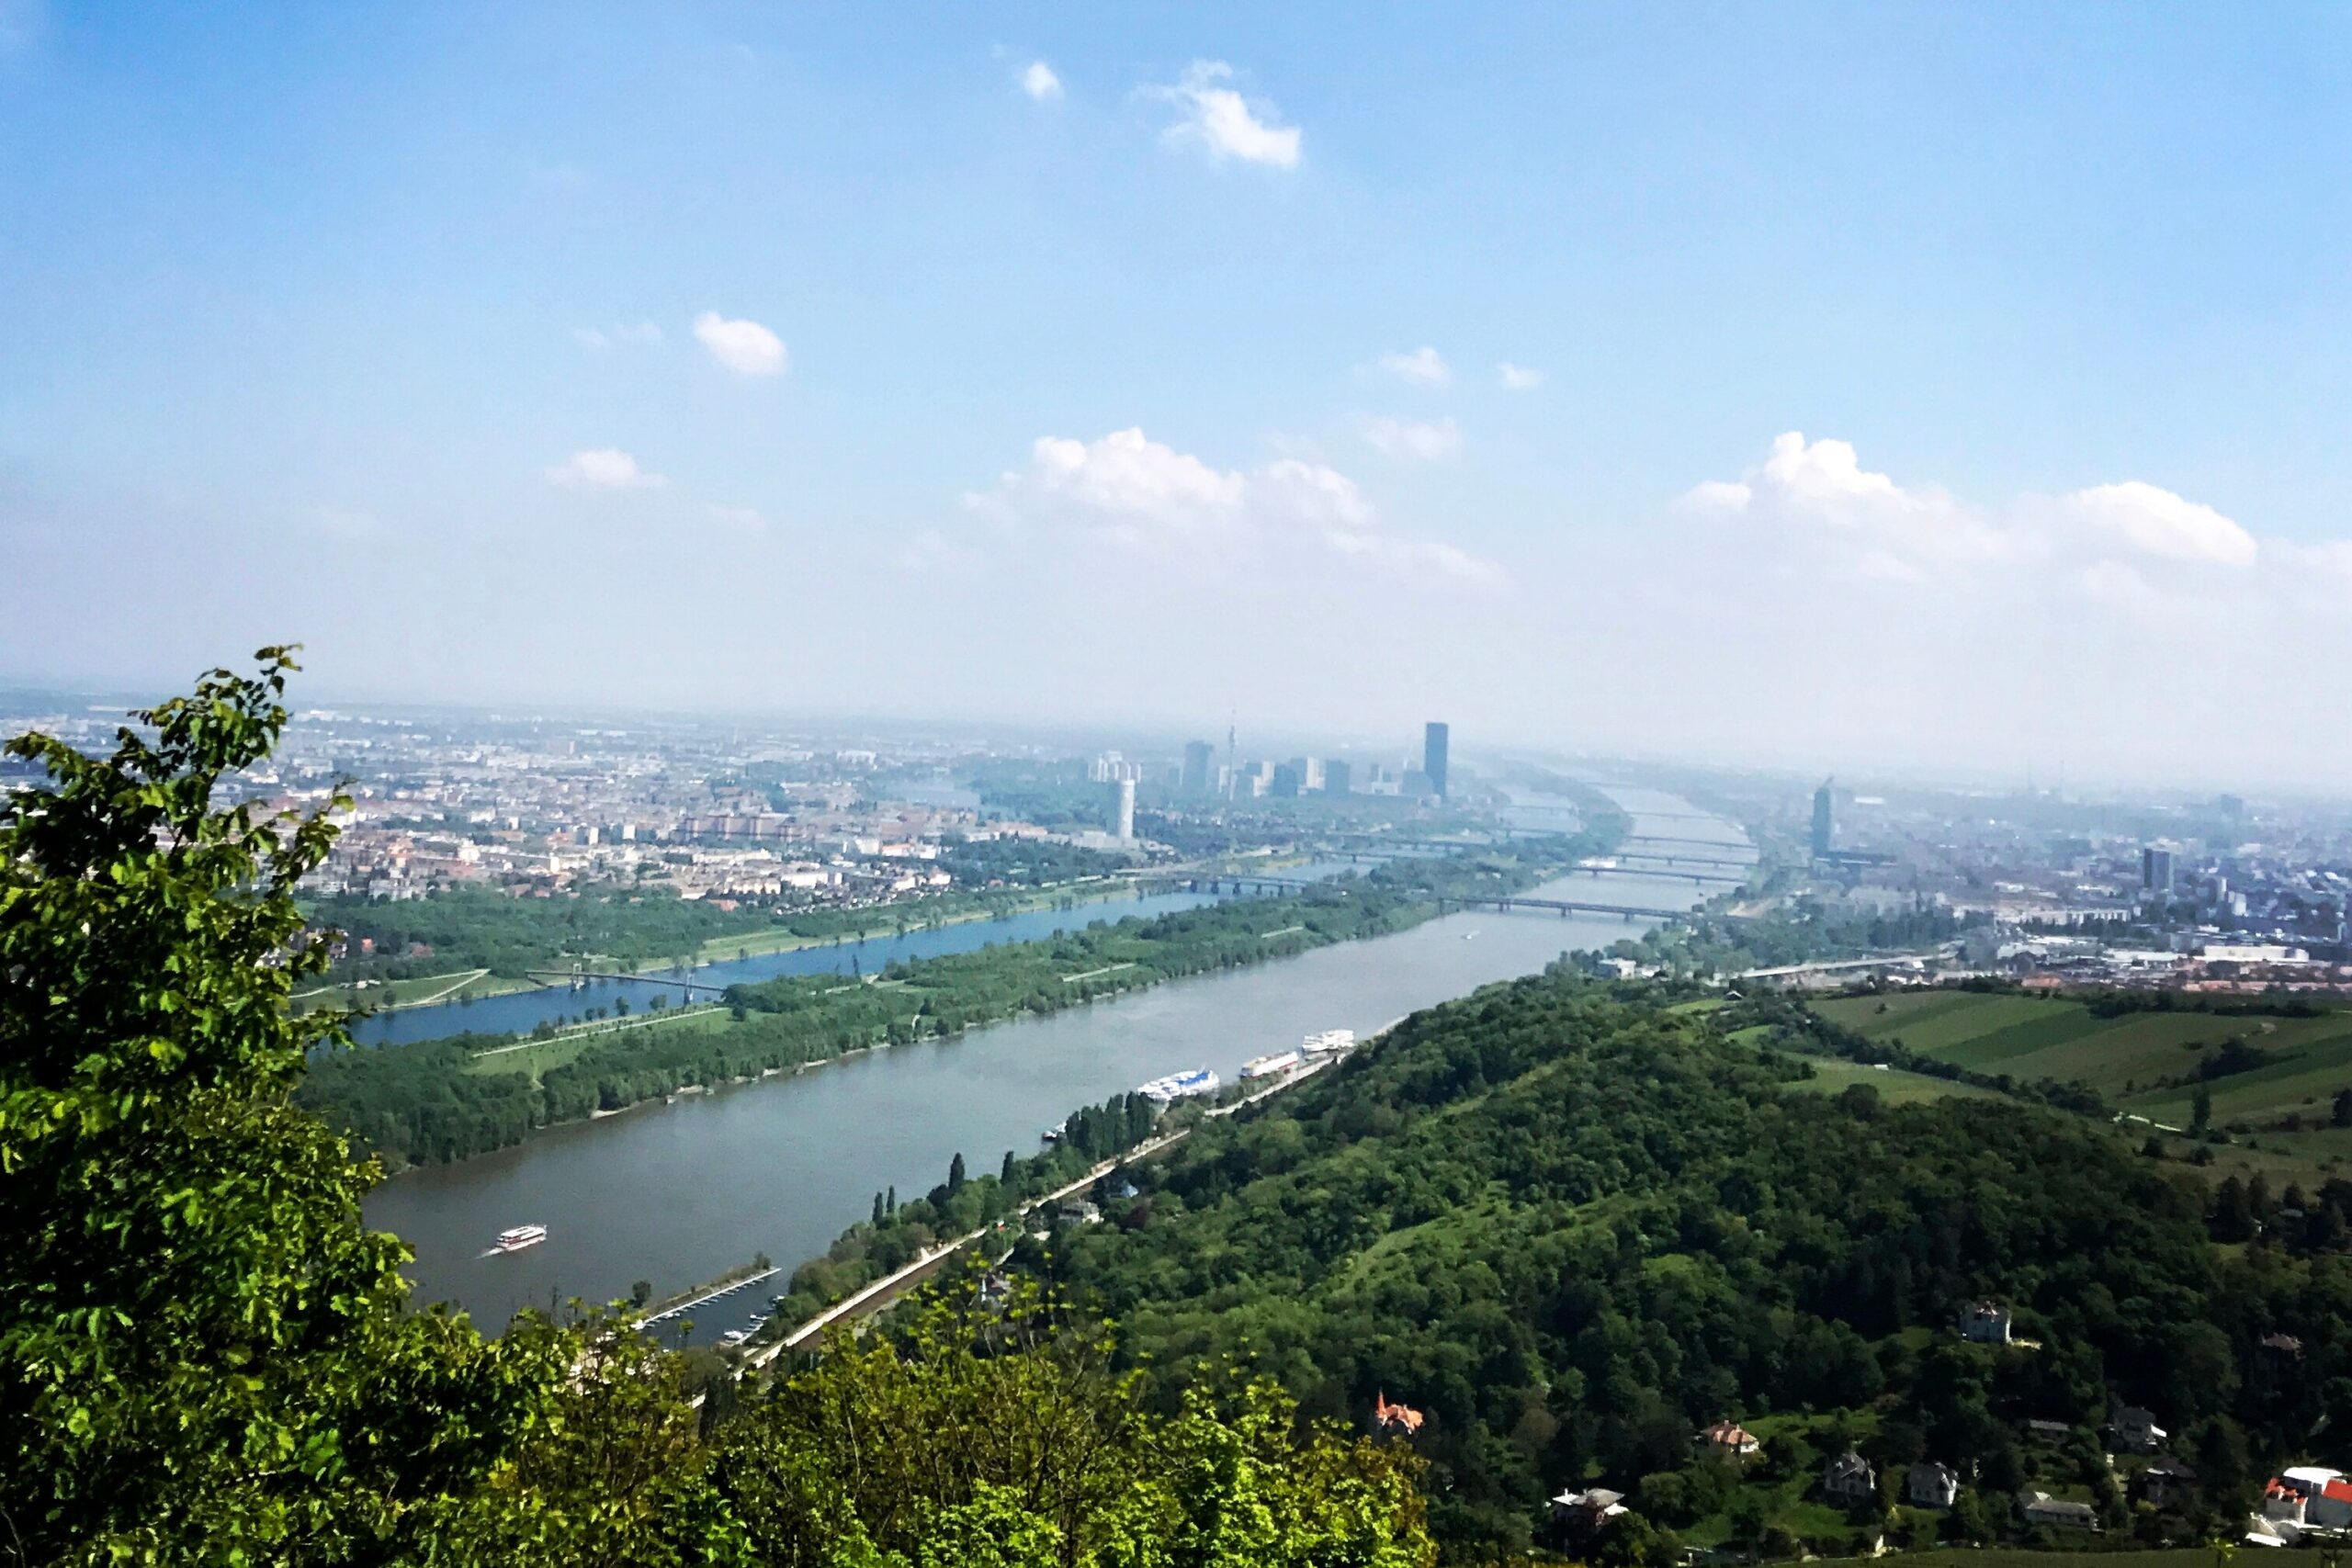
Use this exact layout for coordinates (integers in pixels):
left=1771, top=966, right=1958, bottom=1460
left=1373, top=1393, right=1424, bottom=1436
left=1701, top=1420, right=1760, bottom=1458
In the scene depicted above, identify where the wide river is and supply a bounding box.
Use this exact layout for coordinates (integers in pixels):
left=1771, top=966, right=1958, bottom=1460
left=365, top=786, right=1750, bottom=1331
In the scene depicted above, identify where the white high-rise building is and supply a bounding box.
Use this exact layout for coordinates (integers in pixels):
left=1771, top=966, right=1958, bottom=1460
left=1113, top=778, right=1136, bottom=840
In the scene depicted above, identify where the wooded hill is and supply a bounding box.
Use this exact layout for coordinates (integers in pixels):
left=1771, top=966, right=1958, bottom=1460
left=1013, top=971, right=2352, bottom=1559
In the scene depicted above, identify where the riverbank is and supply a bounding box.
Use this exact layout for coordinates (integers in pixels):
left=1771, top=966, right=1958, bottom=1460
left=306, top=841, right=1604, bottom=1170
left=748, top=1042, right=1364, bottom=1364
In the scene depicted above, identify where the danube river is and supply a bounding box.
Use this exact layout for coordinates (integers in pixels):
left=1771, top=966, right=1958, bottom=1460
left=364, top=787, right=1750, bottom=1331
left=349, top=887, right=1226, bottom=1047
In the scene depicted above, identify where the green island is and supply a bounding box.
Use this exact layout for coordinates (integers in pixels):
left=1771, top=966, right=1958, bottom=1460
left=298, top=826, right=1622, bottom=1168
left=302, top=866, right=1184, bottom=1004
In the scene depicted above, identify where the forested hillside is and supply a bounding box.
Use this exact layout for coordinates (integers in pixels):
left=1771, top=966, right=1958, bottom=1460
left=1026, top=974, right=2352, bottom=1558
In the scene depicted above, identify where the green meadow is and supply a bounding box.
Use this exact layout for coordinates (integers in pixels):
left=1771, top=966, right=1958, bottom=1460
left=1812, top=989, right=2352, bottom=1185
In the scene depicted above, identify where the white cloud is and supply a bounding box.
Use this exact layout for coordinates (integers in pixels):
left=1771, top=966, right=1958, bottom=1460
left=1681, top=430, right=2019, bottom=577
left=547, top=448, right=663, bottom=490
left=897, top=527, right=980, bottom=573
left=1378, top=346, right=1451, bottom=388
left=1498, top=363, right=1546, bottom=391
left=1149, top=61, right=1301, bottom=168
left=2064, top=480, right=2256, bottom=567
left=2079, top=558, right=2165, bottom=613
left=1021, top=60, right=1062, bottom=100
left=575, top=321, right=664, bottom=350
left=1361, top=415, right=1462, bottom=462
left=693, top=310, right=788, bottom=377
left=962, top=426, right=1498, bottom=585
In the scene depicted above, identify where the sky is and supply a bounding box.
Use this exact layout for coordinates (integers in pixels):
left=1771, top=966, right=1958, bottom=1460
left=6, top=4, right=2352, bottom=788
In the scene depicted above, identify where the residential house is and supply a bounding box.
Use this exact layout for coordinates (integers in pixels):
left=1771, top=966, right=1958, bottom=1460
left=1962, top=1300, right=2014, bottom=1344
left=1907, top=1462, right=1962, bottom=1509
left=2141, top=1459, right=2196, bottom=1507
left=2019, top=1491, right=2101, bottom=1531
left=2025, top=1419, right=2074, bottom=1447
left=2262, top=1478, right=2309, bottom=1531
left=1822, top=1450, right=1878, bottom=1504
left=1550, top=1488, right=1629, bottom=1544
left=1372, top=1393, right=1425, bottom=1437
left=1701, top=1421, right=1760, bottom=1460
left=2108, top=1404, right=2168, bottom=1453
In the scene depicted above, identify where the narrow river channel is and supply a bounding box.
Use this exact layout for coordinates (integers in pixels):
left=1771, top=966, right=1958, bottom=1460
left=363, top=786, right=1750, bottom=1332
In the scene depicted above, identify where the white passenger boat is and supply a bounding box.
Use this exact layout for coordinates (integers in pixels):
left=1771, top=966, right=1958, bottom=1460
left=1138, top=1067, right=1219, bottom=1102
left=1240, top=1049, right=1302, bottom=1079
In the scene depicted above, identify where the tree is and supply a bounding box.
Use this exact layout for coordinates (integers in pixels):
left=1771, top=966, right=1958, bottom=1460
left=2192, top=1083, right=2213, bottom=1134
left=948, top=1151, right=968, bottom=1195
left=0, top=650, right=565, bottom=1562
left=632, top=1279, right=654, bottom=1309
left=2335, top=1087, right=2352, bottom=1128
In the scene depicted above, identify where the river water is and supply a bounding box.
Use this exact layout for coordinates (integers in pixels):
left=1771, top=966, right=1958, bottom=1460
left=349, top=888, right=1226, bottom=1047
left=364, top=787, right=1749, bottom=1331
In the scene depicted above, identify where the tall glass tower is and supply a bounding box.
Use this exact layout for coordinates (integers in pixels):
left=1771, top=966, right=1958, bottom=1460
left=1423, top=722, right=1450, bottom=800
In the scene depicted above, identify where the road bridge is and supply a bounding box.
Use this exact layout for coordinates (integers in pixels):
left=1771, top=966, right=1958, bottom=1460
left=1574, top=863, right=1745, bottom=886
left=1437, top=894, right=1692, bottom=921
left=1622, top=834, right=1755, bottom=852
left=525, top=967, right=730, bottom=995
left=1608, top=851, right=1756, bottom=871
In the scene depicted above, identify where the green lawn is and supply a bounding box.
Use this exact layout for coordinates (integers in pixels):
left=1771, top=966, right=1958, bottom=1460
left=1785, top=1055, right=2005, bottom=1106
left=461, top=1003, right=733, bottom=1081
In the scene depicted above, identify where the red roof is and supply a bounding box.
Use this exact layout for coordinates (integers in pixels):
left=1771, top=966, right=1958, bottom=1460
left=2323, top=1479, right=2352, bottom=1504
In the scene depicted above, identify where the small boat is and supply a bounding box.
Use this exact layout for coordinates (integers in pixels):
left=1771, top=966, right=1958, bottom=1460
left=492, top=1224, right=547, bottom=1253
left=1301, top=1029, right=1357, bottom=1055
left=1462, top=931, right=1480, bottom=941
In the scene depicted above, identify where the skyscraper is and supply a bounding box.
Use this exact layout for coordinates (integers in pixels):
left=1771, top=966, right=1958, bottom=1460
left=1181, top=739, right=1213, bottom=794
left=1811, top=779, right=1835, bottom=858
left=1323, top=759, right=1351, bottom=796
left=1112, top=778, right=1136, bottom=841
left=2142, top=844, right=2175, bottom=896
left=1423, top=722, right=1450, bottom=799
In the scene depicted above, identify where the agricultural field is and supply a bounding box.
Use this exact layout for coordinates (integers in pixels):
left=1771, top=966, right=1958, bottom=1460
left=1813, top=989, right=2352, bottom=1185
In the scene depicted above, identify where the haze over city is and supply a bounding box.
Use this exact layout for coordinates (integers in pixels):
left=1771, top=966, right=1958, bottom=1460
left=7, top=5, right=2352, bottom=784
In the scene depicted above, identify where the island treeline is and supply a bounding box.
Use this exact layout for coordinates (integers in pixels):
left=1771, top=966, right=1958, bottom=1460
left=300, top=841, right=1606, bottom=1168
left=311, top=867, right=1150, bottom=987
left=1015, top=970, right=2352, bottom=1559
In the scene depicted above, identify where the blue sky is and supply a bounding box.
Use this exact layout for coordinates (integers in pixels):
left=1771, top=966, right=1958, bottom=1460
left=6, top=4, right=2352, bottom=784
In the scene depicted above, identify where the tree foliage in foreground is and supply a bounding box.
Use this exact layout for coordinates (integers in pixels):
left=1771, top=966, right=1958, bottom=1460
left=0, top=653, right=1436, bottom=1566
left=0, top=650, right=563, bottom=1562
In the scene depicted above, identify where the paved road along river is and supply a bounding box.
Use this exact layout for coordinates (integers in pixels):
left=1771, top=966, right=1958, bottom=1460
left=363, top=786, right=1751, bottom=1331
